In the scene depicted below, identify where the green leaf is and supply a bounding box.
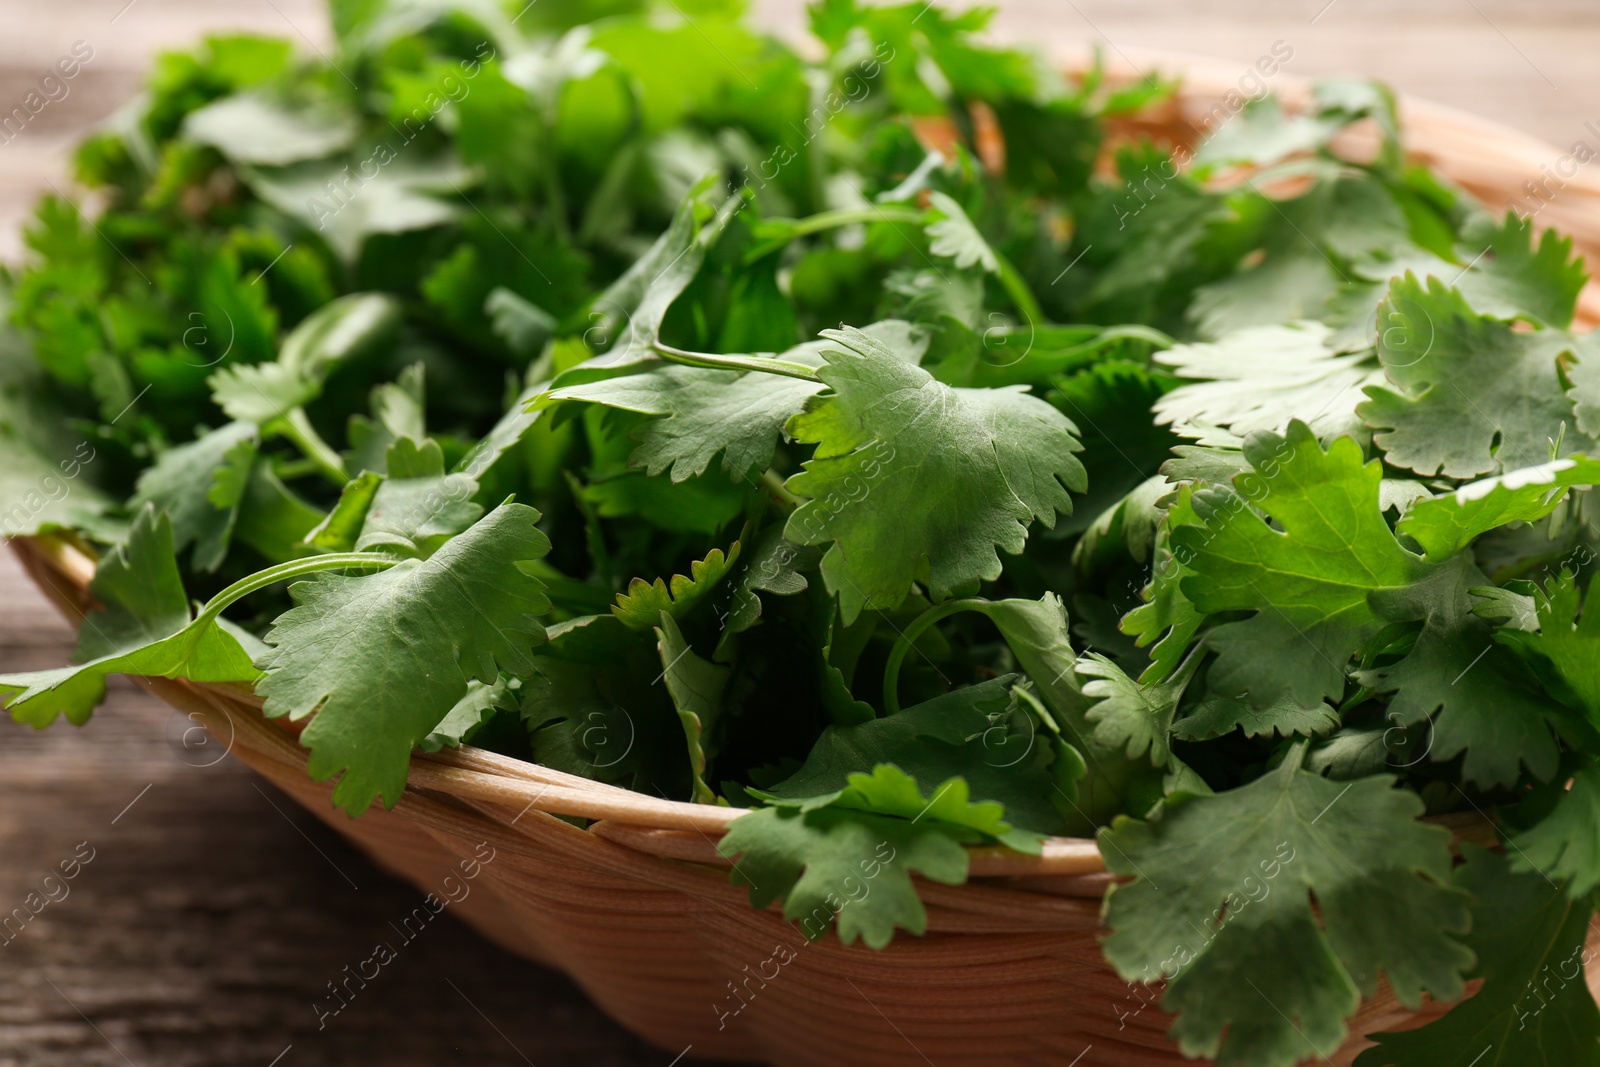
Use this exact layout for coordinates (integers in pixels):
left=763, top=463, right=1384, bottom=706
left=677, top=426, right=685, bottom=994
left=1121, top=514, right=1205, bottom=685
left=521, top=614, right=702, bottom=799
left=246, top=156, right=469, bottom=262
left=611, top=544, right=740, bottom=632
left=1078, top=651, right=1198, bottom=766
left=654, top=612, right=730, bottom=804
left=1398, top=455, right=1600, bottom=561
left=1355, top=846, right=1600, bottom=1067
left=210, top=293, right=403, bottom=427
left=485, top=287, right=556, bottom=361
left=975, top=594, right=1162, bottom=830
left=1453, top=212, right=1587, bottom=329
left=1496, top=571, right=1600, bottom=720
left=0, top=509, right=260, bottom=727
left=1355, top=557, right=1560, bottom=788
left=74, top=505, right=192, bottom=662
left=1358, top=275, right=1585, bottom=477
left=350, top=439, right=483, bottom=558
left=758, top=675, right=1064, bottom=837
left=571, top=178, right=736, bottom=374
left=1176, top=423, right=1426, bottom=711
left=1509, top=764, right=1600, bottom=898
left=183, top=93, right=359, bottom=166
left=785, top=325, right=1085, bottom=621
left=717, top=803, right=969, bottom=949
left=1192, top=95, right=1346, bottom=168
left=922, top=192, right=998, bottom=274
left=1102, top=756, right=1472, bottom=1067
left=546, top=321, right=923, bottom=482
left=420, top=675, right=520, bottom=753
left=1172, top=688, right=1341, bottom=742
left=257, top=503, right=551, bottom=815
left=128, top=422, right=259, bottom=572
left=1152, top=322, right=1381, bottom=440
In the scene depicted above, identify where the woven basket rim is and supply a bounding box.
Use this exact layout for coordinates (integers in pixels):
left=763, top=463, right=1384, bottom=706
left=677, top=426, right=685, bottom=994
left=11, top=54, right=1582, bottom=885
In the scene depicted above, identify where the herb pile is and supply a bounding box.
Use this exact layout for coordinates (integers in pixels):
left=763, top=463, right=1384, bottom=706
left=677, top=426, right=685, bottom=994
left=3, top=0, right=1600, bottom=1063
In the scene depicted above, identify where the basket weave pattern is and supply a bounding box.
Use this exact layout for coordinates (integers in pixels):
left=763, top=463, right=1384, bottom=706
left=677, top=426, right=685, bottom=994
left=16, top=57, right=1600, bottom=1067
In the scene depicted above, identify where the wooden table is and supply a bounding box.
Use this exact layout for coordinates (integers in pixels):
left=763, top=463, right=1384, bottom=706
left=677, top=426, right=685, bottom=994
left=1, top=1, right=1596, bottom=1064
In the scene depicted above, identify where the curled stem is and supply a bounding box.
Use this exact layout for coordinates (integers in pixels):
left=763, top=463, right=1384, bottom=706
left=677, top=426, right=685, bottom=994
left=881, top=597, right=992, bottom=716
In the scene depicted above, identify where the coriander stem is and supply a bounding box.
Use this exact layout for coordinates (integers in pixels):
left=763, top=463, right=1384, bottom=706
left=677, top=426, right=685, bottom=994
left=760, top=469, right=802, bottom=512
left=993, top=250, right=1046, bottom=327
left=651, top=342, right=823, bottom=383
left=282, top=408, right=348, bottom=485
left=773, top=205, right=924, bottom=241
left=881, top=597, right=991, bottom=716
left=194, top=552, right=398, bottom=630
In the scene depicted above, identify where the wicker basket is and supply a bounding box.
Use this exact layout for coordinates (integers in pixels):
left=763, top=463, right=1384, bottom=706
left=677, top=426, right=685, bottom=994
left=12, top=52, right=1600, bottom=1067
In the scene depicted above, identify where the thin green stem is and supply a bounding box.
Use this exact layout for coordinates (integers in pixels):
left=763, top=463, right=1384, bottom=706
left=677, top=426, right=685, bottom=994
left=776, top=205, right=924, bottom=241
left=881, top=598, right=992, bottom=716
left=652, top=342, right=823, bottom=383
left=194, top=552, right=397, bottom=630
left=282, top=408, right=348, bottom=485
left=760, top=469, right=803, bottom=513
left=993, top=251, right=1045, bottom=327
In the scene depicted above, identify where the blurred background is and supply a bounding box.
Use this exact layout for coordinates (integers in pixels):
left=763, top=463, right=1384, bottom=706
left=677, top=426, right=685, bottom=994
left=3, top=0, right=1597, bottom=260
left=0, top=1, right=1595, bottom=1064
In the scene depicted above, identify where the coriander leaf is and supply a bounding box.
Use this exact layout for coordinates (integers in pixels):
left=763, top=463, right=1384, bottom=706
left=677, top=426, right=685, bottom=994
left=210, top=293, right=403, bottom=427
left=1355, top=846, right=1600, bottom=1067
left=485, top=287, right=556, bottom=361
left=1077, top=651, right=1197, bottom=766
left=717, top=803, right=969, bottom=949
left=1509, top=764, right=1600, bottom=898
left=0, top=671, right=108, bottom=730
left=1398, top=456, right=1600, bottom=561
left=1121, top=513, right=1205, bottom=686
left=718, top=525, right=816, bottom=645
left=521, top=614, right=698, bottom=799
left=976, top=594, right=1163, bottom=830
left=1495, top=571, right=1600, bottom=720
left=785, top=325, right=1085, bottom=621
left=1359, top=274, right=1584, bottom=477
left=0, top=324, right=111, bottom=538
left=654, top=612, right=730, bottom=804
left=1172, top=688, right=1340, bottom=742
left=1152, top=322, right=1381, bottom=440
left=1102, top=756, right=1472, bottom=1067
left=758, top=675, right=1065, bottom=836
left=351, top=439, right=483, bottom=557
left=183, top=93, right=359, bottom=166
left=234, top=460, right=323, bottom=562
left=1177, top=422, right=1426, bottom=711
left=611, top=544, right=740, bottom=632
left=922, top=191, right=998, bottom=273
left=1567, top=339, right=1600, bottom=447
left=1356, top=557, right=1560, bottom=788
left=420, top=675, right=520, bottom=753
left=1192, top=95, right=1345, bottom=168
left=257, top=503, right=551, bottom=815
left=568, top=178, right=736, bottom=377
left=74, top=504, right=190, bottom=662
left=128, top=421, right=258, bottom=572
left=455, top=380, right=547, bottom=482
left=0, top=509, right=260, bottom=727
left=305, top=471, right=383, bottom=552
left=247, top=155, right=469, bottom=262
left=545, top=321, right=922, bottom=482
left=1453, top=212, right=1587, bottom=329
